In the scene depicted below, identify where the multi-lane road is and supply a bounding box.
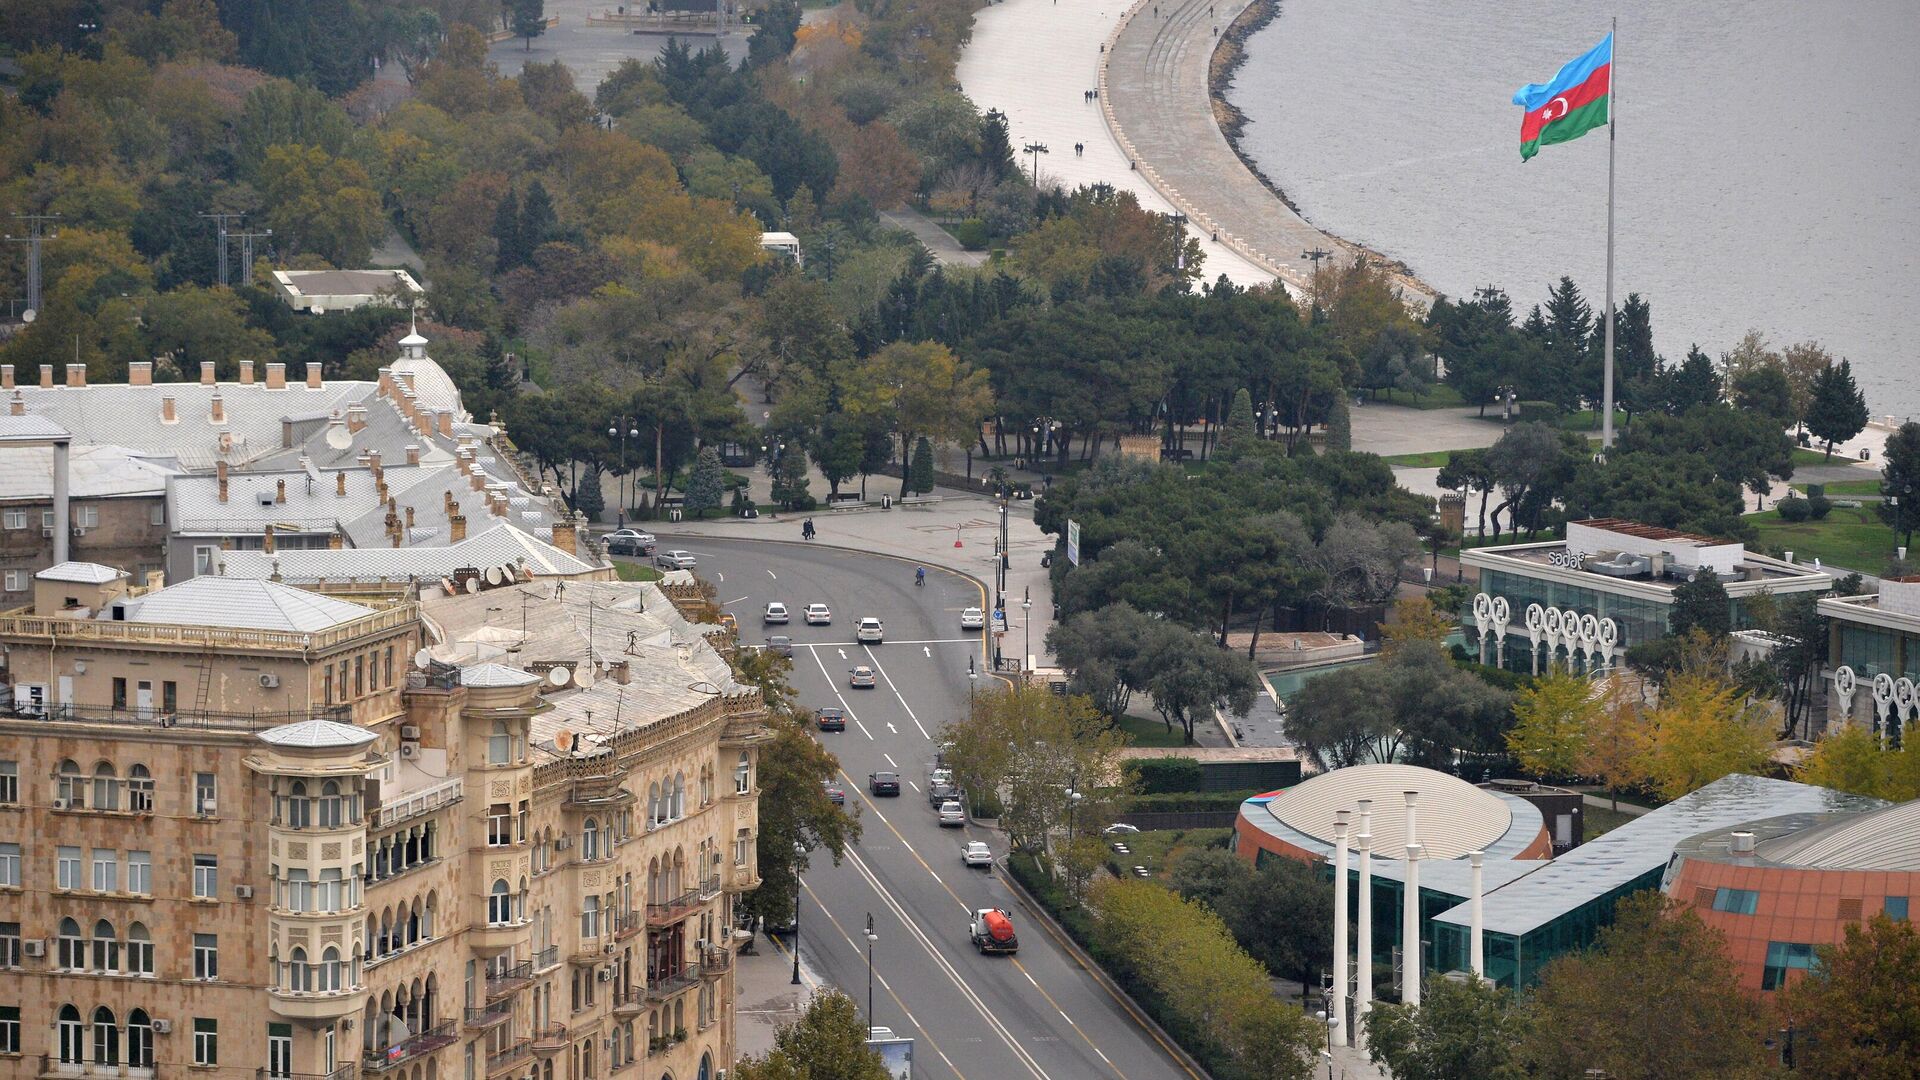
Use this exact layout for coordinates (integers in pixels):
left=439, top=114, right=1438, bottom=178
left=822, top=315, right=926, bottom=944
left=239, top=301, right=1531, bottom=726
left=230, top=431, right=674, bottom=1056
left=651, top=535, right=1198, bottom=1080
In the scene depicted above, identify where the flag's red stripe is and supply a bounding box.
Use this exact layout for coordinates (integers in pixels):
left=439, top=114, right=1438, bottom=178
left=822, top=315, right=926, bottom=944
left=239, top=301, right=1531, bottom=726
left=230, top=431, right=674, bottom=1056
left=1519, top=63, right=1611, bottom=143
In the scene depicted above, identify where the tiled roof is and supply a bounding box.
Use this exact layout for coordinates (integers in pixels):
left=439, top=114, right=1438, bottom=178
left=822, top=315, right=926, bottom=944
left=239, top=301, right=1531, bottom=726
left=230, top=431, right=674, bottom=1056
left=461, top=662, right=542, bottom=687
left=38, top=561, right=127, bottom=584
left=0, top=443, right=177, bottom=501
left=9, top=381, right=375, bottom=466
left=258, top=719, right=378, bottom=748
left=0, top=414, right=72, bottom=441
left=117, top=576, right=378, bottom=632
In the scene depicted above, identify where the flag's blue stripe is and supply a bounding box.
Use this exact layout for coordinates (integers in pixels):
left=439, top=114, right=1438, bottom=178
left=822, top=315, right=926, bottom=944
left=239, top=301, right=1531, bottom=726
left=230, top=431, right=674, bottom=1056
left=1512, top=33, right=1613, bottom=111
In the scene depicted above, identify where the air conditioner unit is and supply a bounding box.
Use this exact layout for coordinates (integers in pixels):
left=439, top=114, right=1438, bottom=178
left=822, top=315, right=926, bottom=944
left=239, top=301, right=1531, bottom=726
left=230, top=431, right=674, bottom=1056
left=554, top=836, right=573, bottom=851
left=602, top=941, right=614, bottom=955
left=258, top=673, right=280, bottom=688
left=399, top=743, right=418, bottom=759
left=149, top=1019, right=172, bottom=1035
left=72, top=526, right=88, bottom=537
left=199, top=799, right=217, bottom=816
left=400, top=725, right=421, bottom=740
left=234, top=885, right=255, bottom=900
left=22, top=940, right=45, bottom=958
left=595, top=966, right=613, bottom=983
left=52, top=798, right=67, bottom=810
left=40, top=527, right=53, bottom=538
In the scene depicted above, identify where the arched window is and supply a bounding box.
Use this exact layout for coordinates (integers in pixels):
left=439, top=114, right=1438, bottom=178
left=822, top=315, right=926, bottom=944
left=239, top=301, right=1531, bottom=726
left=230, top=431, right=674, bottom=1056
left=734, top=752, right=750, bottom=794
left=320, top=946, right=343, bottom=992
left=489, top=719, right=512, bottom=765
left=57, top=917, right=83, bottom=969
left=320, top=780, right=343, bottom=827
left=92, top=762, right=120, bottom=810
left=127, top=1010, right=153, bottom=1067
left=57, top=1004, right=83, bottom=1064
left=700, top=1051, right=714, bottom=1080
left=57, top=759, right=84, bottom=808
left=287, top=780, right=311, bottom=828
left=127, top=764, right=153, bottom=812
left=93, top=918, right=118, bottom=972
left=582, top=818, right=600, bottom=861
left=673, top=772, right=686, bottom=819
left=92, top=1006, right=119, bottom=1065
left=127, top=922, right=153, bottom=975
left=488, top=880, right=512, bottom=925
left=648, top=783, right=661, bottom=827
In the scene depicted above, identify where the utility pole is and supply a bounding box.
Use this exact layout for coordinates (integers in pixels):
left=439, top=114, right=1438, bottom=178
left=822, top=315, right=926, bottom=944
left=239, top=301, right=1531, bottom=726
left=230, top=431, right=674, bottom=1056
left=232, top=229, right=272, bottom=287
left=199, top=212, right=244, bottom=287
left=1301, top=246, right=1332, bottom=272
left=1022, top=142, right=1049, bottom=187
left=5, top=213, right=60, bottom=318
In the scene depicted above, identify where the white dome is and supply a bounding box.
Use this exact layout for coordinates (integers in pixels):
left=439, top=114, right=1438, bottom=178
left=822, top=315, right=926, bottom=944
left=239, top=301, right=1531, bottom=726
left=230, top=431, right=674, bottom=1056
left=258, top=719, right=377, bottom=749
left=1259, top=763, right=1512, bottom=860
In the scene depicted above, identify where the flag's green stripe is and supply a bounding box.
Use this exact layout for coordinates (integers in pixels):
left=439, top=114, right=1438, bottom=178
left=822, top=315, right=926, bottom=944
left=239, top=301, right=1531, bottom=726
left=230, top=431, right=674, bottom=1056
left=1537, top=97, right=1610, bottom=148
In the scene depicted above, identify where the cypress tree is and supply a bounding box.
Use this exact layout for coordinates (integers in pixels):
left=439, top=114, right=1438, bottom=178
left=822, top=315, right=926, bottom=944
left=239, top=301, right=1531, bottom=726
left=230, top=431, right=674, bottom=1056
left=519, top=181, right=557, bottom=256
left=492, top=188, right=522, bottom=271
left=909, top=437, right=935, bottom=494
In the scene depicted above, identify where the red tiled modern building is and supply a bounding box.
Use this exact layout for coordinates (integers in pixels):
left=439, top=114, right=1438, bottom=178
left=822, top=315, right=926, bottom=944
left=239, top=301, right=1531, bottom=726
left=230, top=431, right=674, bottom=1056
left=1662, top=800, right=1917, bottom=992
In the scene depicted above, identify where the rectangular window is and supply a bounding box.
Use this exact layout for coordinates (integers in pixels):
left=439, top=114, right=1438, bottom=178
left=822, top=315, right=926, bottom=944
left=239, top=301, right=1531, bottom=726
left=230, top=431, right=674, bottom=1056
left=1, top=509, right=24, bottom=529
left=127, top=851, right=151, bottom=894
left=193, top=933, right=219, bottom=980
left=57, top=846, right=81, bottom=890
left=323, top=668, right=333, bottom=704
left=489, top=804, right=512, bottom=847
left=1887, top=896, right=1910, bottom=921
left=0, top=761, right=13, bottom=803
left=193, top=1019, right=218, bottom=1065
left=112, top=677, right=127, bottom=709
left=581, top=896, right=601, bottom=939
left=73, top=505, right=97, bottom=528
left=268, top=1024, right=292, bottom=1079
left=385, top=647, right=394, bottom=687
left=1761, top=941, right=1815, bottom=990
left=162, top=681, right=177, bottom=713
left=1710, top=887, right=1759, bottom=915
left=193, top=854, right=218, bottom=898
left=149, top=503, right=166, bottom=526
left=39, top=510, right=52, bottom=529
left=92, top=849, right=117, bottom=892
left=0, top=923, right=18, bottom=968
left=0, top=1005, right=17, bottom=1054
left=194, top=545, right=218, bottom=577
left=355, top=655, right=364, bottom=696
left=195, top=772, right=216, bottom=814
left=0, top=843, right=17, bottom=887
left=0, top=571, right=22, bottom=593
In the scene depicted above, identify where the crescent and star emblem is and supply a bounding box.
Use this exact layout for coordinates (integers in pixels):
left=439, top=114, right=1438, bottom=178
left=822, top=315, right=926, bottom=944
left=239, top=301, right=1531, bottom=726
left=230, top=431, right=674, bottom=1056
left=1541, top=96, right=1570, bottom=122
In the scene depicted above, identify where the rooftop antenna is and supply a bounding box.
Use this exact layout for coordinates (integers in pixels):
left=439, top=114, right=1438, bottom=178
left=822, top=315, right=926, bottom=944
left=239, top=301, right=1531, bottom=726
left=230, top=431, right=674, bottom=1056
left=198, top=212, right=244, bottom=287
left=5, top=213, right=60, bottom=319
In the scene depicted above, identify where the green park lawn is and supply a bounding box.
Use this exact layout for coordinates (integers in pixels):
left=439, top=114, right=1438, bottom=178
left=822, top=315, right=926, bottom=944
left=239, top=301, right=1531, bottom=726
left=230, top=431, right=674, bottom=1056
left=1793, top=477, right=1882, bottom=497
left=1381, top=449, right=1471, bottom=468
left=1115, top=712, right=1191, bottom=748
left=613, top=561, right=663, bottom=583
left=1747, top=505, right=1899, bottom=574
left=1109, top=827, right=1234, bottom=879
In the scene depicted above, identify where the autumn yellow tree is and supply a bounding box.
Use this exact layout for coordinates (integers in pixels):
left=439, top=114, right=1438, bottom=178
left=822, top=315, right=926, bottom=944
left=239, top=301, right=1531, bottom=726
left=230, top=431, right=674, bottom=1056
left=1505, top=671, right=1604, bottom=780
left=1578, top=675, right=1652, bottom=810
left=1797, top=722, right=1920, bottom=802
left=1379, top=594, right=1455, bottom=658
left=1641, top=666, right=1773, bottom=800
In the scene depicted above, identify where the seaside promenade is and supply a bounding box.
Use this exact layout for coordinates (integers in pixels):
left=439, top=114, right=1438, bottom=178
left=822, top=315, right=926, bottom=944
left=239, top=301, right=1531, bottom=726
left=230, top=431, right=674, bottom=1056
left=957, top=0, right=1274, bottom=289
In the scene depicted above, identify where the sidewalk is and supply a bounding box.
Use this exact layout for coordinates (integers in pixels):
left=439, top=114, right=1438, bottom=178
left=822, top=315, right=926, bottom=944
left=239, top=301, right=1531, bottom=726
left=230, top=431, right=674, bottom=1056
left=733, top=933, right=819, bottom=1059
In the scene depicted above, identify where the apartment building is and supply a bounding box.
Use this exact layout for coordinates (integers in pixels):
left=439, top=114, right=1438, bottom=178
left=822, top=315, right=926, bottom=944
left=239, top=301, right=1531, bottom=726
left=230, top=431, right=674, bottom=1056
left=0, top=562, right=764, bottom=1080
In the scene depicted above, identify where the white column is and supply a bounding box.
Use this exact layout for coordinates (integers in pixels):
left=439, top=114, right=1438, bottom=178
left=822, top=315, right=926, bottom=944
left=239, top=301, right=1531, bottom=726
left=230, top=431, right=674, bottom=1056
left=1355, top=800, right=1373, bottom=1047
left=51, top=437, right=70, bottom=565
left=1331, top=811, right=1350, bottom=1047
left=1403, top=791, right=1421, bottom=1008
left=1469, top=851, right=1485, bottom=981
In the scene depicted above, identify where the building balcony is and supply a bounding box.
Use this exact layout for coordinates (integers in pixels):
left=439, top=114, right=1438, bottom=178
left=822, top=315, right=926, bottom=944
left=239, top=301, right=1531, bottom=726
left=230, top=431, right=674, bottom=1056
left=464, top=1001, right=512, bottom=1032
left=484, top=959, right=534, bottom=1001
left=531, top=1025, right=569, bottom=1054
left=15, top=699, right=353, bottom=735
left=646, top=889, right=701, bottom=927
left=468, top=917, right=531, bottom=954
left=720, top=717, right=770, bottom=746
left=0, top=602, right=415, bottom=654
left=647, top=1030, right=689, bottom=1057
left=257, top=1069, right=355, bottom=1080
left=484, top=1039, right=532, bottom=1078
left=564, top=776, right=634, bottom=810
left=370, top=776, right=463, bottom=830
left=613, top=908, right=644, bottom=941
left=612, top=986, right=644, bottom=1017
left=362, top=1020, right=456, bottom=1073
left=530, top=945, right=560, bottom=973
left=38, top=1058, right=159, bottom=1079
left=268, top=985, right=369, bottom=1023
left=646, top=965, right=700, bottom=1001
left=698, top=946, right=732, bottom=977
left=698, top=875, right=722, bottom=901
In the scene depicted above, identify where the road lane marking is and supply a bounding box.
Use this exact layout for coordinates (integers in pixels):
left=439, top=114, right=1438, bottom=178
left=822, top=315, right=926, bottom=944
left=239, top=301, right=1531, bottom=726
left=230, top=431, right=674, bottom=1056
left=804, top=645, right=875, bottom=743
left=862, top=645, right=934, bottom=740
left=908, top=780, right=920, bottom=792
left=767, top=569, right=777, bottom=579
left=801, top=880, right=969, bottom=1080
left=1010, top=955, right=1129, bottom=1079
left=883, top=752, right=897, bottom=768
left=855, top=720, right=874, bottom=741
left=721, top=595, right=748, bottom=607
left=787, top=638, right=978, bottom=648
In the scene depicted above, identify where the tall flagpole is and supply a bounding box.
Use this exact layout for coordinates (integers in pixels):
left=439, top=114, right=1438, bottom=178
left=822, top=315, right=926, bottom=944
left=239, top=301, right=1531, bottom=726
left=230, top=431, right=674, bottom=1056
left=1600, top=17, right=1618, bottom=450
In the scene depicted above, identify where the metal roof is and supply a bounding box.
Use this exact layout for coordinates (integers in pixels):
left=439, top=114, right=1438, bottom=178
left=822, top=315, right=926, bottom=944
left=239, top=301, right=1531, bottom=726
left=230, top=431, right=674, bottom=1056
left=38, top=561, right=127, bottom=584
left=0, top=443, right=178, bottom=501
left=461, top=662, right=542, bottom=688
left=211, top=523, right=597, bottom=583
left=258, top=719, right=378, bottom=748
left=117, top=576, right=379, bottom=633
left=0, top=414, right=72, bottom=442
left=1757, top=799, right=1920, bottom=871
left=1252, top=763, right=1516, bottom=861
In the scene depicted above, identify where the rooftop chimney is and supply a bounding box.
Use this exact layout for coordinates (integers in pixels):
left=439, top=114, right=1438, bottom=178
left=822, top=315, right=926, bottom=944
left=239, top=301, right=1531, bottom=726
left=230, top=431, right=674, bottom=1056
left=406, top=444, right=420, bottom=466
left=327, top=532, right=343, bottom=550
left=1, top=365, right=12, bottom=389
left=265, top=362, right=286, bottom=390
left=405, top=505, right=415, bottom=528
left=307, top=363, right=322, bottom=389
left=161, top=396, right=176, bottom=424
left=209, top=393, right=225, bottom=424
left=65, top=364, right=85, bottom=388
left=551, top=517, right=577, bottom=553
left=9, top=391, right=22, bottom=416
left=239, top=359, right=254, bottom=385
left=129, top=361, right=152, bottom=386
left=275, top=478, right=286, bottom=504
left=263, top=523, right=276, bottom=554
left=40, top=365, right=53, bottom=389
left=346, top=404, right=368, bottom=433
left=449, top=513, right=467, bottom=543
left=200, top=362, right=215, bottom=386
left=336, top=472, right=347, bottom=497
left=217, top=461, right=228, bottom=503
left=436, top=409, right=453, bottom=437
left=377, top=368, right=393, bottom=396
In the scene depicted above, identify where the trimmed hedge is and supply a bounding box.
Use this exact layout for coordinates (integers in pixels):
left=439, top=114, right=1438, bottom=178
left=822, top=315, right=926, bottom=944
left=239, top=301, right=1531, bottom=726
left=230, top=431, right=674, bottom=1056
left=1115, top=789, right=1265, bottom=814
left=1126, top=756, right=1205, bottom=795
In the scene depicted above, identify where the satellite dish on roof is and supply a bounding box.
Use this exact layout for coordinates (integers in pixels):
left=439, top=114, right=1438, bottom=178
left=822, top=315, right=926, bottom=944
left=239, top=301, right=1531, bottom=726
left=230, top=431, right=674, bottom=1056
left=311, top=305, right=325, bottom=315
left=464, top=577, right=480, bottom=594
left=576, top=665, right=596, bottom=688
left=485, top=566, right=503, bottom=586
left=325, top=425, right=352, bottom=450
left=555, top=729, right=574, bottom=752
left=547, top=666, right=571, bottom=687
left=21, top=309, right=35, bottom=324
left=414, top=648, right=432, bottom=669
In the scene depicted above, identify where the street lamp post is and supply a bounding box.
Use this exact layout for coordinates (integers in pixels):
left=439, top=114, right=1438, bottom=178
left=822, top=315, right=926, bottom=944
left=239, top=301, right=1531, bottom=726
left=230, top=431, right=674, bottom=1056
left=790, top=841, right=805, bottom=985
left=608, top=416, right=640, bottom=523
left=1022, top=142, right=1049, bottom=186
left=1022, top=593, right=1032, bottom=670
left=864, top=913, right=878, bottom=1024
left=968, top=656, right=978, bottom=708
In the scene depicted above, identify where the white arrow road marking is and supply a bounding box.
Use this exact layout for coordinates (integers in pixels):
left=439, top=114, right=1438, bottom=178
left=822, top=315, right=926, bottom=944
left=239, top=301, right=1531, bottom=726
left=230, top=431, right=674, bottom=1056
left=887, top=723, right=898, bottom=734
left=767, top=569, right=777, bottom=580
left=805, top=645, right=874, bottom=742
left=863, top=646, right=933, bottom=740
left=715, top=572, right=724, bottom=582
left=837, top=648, right=847, bottom=660
left=924, top=646, right=932, bottom=657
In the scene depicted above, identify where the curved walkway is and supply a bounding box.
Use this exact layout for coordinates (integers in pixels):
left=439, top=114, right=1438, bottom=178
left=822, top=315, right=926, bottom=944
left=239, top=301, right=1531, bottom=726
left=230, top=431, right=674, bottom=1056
left=1101, top=0, right=1433, bottom=301
left=956, top=0, right=1273, bottom=289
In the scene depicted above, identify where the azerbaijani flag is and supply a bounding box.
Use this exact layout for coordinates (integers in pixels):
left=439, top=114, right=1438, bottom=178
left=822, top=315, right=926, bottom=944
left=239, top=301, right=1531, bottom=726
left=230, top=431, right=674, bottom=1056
left=1513, top=33, right=1612, bottom=161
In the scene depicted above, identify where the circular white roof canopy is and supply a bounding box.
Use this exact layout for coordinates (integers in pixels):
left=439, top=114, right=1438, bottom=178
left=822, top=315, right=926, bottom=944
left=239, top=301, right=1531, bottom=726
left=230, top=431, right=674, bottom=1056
left=1260, top=763, right=1512, bottom=860
left=258, top=719, right=378, bottom=749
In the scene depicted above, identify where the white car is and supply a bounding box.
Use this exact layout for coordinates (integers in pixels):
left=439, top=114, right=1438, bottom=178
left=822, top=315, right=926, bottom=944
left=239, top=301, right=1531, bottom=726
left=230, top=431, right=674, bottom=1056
left=962, top=841, right=993, bottom=867
left=959, top=607, right=985, bottom=630
left=764, top=602, right=790, bottom=624
left=655, top=550, right=696, bottom=570
left=606, top=529, right=656, bottom=545
left=848, top=665, right=877, bottom=689
left=1102, top=823, right=1141, bottom=836
left=804, top=603, right=832, bottom=625
left=938, top=801, right=967, bottom=827
left=856, top=617, right=884, bottom=644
